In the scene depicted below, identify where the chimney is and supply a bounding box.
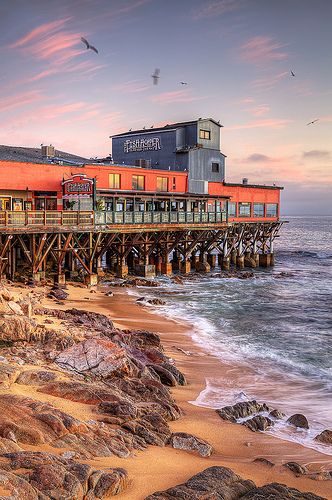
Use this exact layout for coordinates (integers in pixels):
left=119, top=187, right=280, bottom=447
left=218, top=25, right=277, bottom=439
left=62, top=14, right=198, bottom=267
left=242, top=177, right=248, bottom=185
left=41, top=144, right=55, bottom=158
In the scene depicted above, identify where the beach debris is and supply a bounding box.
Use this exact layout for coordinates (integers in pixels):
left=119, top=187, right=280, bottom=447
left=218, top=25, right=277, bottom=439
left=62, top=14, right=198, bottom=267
left=137, top=297, right=166, bottom=306
left=287, top=413, right=309, bottom=429
left=145, top=465, right=326, bottom=500
left=175, top=346, right=192, bottom=356
left=169, top=432, right=213, bottom=457
left=253, top=457, right=275, bottom=467
left=314, top=429, right=332, bottom=445
left=284, top=461, right=308, bottom=476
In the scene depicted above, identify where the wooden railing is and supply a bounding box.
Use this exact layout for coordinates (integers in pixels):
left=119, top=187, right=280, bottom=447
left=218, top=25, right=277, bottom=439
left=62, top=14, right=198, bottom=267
left=0, top=210, right=227, bottom=228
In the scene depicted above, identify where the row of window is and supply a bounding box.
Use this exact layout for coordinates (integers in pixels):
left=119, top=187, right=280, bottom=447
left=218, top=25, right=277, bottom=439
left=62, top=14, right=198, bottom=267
left=109, top=174, right=176, bottom=192
left=228, top=202, right=278, bottom=218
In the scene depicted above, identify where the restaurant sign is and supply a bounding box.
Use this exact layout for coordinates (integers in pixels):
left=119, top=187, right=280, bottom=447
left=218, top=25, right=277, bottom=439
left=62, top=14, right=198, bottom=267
left=62, top=174, right=94, bottom=198
left=123, top=137, right=161, bottom=153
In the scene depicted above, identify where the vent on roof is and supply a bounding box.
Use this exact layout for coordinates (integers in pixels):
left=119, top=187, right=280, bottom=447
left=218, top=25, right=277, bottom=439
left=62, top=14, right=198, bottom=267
left=41, top=145, right=55, bottom=158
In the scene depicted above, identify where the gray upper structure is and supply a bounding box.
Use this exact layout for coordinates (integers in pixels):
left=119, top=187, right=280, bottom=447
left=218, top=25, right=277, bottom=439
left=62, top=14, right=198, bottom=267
left=111, top=118, right=226, bottom=194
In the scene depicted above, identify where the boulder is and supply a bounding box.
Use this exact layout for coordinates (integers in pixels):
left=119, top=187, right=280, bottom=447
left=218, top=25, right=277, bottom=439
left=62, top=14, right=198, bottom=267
left=145, top=466, right=326, bottom=500
left=122, top=413, right=171, bottom=446
left=16, top=369, right=57, bottom=386
left=6, top=301, right=24, bottom=315
left=0, top=315, right=41, bottom=342
left=314, top=429, right=332, bottom=445
left=0, top=364, right=21, bottom=389
left=48, top=287, right=69, bottom=301
left=216, top=401, right=270, bottom=423
left=287, top=413, right=309, bottom=429
left=243, top=416, right=274, bottom=432
left=169, top=432, right=212, bottom=457
left=0, top=468, right=39, bottom=499
left=98, top=400, right=138, bottom=420
left=55, top=338, right=140, bottom=379
left=269, top=409, right=285, bottom=419
left=87, top=468, right=128, bottom=498
left=253, top=457, right=275, bottom=467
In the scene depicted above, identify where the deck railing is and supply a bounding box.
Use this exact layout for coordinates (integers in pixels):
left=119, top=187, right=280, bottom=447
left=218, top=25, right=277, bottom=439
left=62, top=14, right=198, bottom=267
left=0, top=210, right=227, bottom=228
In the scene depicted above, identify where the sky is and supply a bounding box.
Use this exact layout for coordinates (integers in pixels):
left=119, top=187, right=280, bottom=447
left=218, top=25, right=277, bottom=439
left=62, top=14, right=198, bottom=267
left=0, top=0, right=331, bottom=215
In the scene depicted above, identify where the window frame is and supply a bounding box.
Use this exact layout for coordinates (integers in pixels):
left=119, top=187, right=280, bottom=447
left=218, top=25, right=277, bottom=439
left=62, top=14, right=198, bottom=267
left=211, top=162, right=219, bottom=173
left=253, top=202, right=264, bottom=217
left=199, top=129, right=211, bottom=140
left=132, top=174, right=145, bottom=191
left=227, top=201, right=237, bottom=217
left=266, top=203, right=278, bottom=217
left=238, top=202, right=251, bottom=217
left=156, top=176, right=168, bottom=192
left=109, top=173, right=121, bottom=189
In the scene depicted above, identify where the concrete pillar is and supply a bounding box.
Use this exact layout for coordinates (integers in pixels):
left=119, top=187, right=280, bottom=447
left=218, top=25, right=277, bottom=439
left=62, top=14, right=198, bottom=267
left=191, top=255, right=199, bottom=270
left=180, top=259, right=191, bottom=274
left=207, top=254, right=216, bottom=268
left=32, top=272, right=42, bottom=283
left=195, top=260, right=211, bottom=272
left=155, top=256, right=162, bottom=275
left=116, top=258, right=129, bottom=278
left=270, top=253, right=275, bottom=266
left=236, top=255, right=245, bottom=269
left=231, top=250, right=237, bottom=266
left=259, top=253, right=272, bottom=267
left=161, top=262, right=172, bottom=275
left=97, top=257, right=104, bottom=276
left=172, top=257, right=180, bottom=271
left=134, top=264, right=156, bottom=278
left=244, top=253, right=258, bottom=268
left=221, top=257, right=230, bottom=270
left=54, top=273, right=66, bottom=285
left=85, top=273, right=98, bottom=287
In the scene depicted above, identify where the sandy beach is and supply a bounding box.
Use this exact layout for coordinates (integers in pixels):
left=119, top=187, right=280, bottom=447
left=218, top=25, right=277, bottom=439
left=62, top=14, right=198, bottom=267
left=0, top=281, right=331, bottom=499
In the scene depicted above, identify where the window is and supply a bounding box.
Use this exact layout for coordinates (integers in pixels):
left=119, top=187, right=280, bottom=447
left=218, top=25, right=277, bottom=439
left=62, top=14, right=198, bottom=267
left=199, top=129, right=211, bottom=140
left=109, top=173, right=120, bottom=189
left=132, top=175, right=145, bottom=190
left=228, top=202, right=237, bottom=217
left=135, top=159, right=151, bottom=168
left=238, top=202, right=251, bottom=217
left=266, top=203, right=278, bottom=217
left=172, top=177, right=176, bottom=189
left=156, top=176, right=168, bottom=192
left=212, top=162, right=219, bottom=173
left=253, top=203, right=264, bottom=217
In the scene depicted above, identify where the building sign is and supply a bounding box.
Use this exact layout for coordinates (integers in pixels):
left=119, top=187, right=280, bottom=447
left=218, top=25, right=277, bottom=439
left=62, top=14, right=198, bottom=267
left=123, top=137, right=161, bottom=153
left=62, top=174, right=94, bottom=198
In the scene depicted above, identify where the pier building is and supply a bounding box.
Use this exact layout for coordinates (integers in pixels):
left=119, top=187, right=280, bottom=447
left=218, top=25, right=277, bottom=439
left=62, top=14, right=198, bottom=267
left=0, top=118, right=283, bottom=283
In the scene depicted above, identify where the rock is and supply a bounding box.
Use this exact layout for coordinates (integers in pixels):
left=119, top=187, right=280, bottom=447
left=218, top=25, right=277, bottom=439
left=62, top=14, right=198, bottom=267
left=169, top=432, right=212, bottom=457
left=284, top=461, right=308, bottom=476
left=216, top=401, right=270, bottom=423
left=48, top=287, right=69, bottom=301
left=122, top=413, right=171, bottom=447
left=287, top=413, right=309, bottom=429
left=16, top=369, right=58, bottom=386
left=146, top=466, right=326, bottom=500
left=314, top=429, right=332, bottom=445
left=243, top=415, right=274, bottom=432
left=105, top=291, right=114, bottom=297
left=0, top=364, right=21, bottom=388
left=0, top=468, right=39, bottom=499
left=98, top=400, right=138, bottom=420
left=148, top=364, right=177, bottom=386
left=0, top=315, right=41, bottom=342
left=146, top=298, right=166, bottom=306
left=87, top=468, right=128, bottom=498
left=55, top=338, right=140, bottom=379
left=44, top=318, right=54, bottom=324
left=171, top=276, right=183, bottom=284
left=253, top=457, right=275, bottom=467
left=7, top=301, right=24, bottom=315
left=0, top=437, right=22, bottom=453
left=269, top=409, right=285, bottom=419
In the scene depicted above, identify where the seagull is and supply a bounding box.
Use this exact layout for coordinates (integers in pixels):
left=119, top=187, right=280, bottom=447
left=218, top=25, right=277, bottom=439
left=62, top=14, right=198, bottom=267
left=81, top=37, right=99, bottom=54
left=306, top=119, right=319, bottom=125
left=151, top=125, right=154, bottom=128
left=180, top=81, right=188, bottom=85
left=290, top=70, right=295, bottom=77
left=151, top=68, right=160, bottom=85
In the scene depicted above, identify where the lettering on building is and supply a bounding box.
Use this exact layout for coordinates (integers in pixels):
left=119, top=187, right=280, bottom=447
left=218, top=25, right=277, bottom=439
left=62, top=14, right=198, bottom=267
left=123, top=137, right=161, bottom=153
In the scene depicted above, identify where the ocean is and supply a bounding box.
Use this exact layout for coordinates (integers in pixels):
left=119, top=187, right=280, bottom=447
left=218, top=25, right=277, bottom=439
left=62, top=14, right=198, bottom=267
left=128, top=216, right=332, bottom=455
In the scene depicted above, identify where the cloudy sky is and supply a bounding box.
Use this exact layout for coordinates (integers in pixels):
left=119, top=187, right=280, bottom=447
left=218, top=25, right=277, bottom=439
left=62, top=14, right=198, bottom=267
left=0, top=0, right=331, bottom=214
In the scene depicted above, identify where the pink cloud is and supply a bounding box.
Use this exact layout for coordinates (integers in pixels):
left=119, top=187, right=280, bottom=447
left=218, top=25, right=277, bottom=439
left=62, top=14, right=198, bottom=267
left=228, top=118, right=292, bottom=130
left=193, top=0, right=246, bottom=19
left=151, top=90, right=207, bottom=104
left=0, top=91, right=42, bottom=113
left=248, top=104, right=270, bottom=117
left=9, top=18, right=71, bottom=48
left=251, top=71, right=288, bottom=91
left=112, top=80, right=150, bottom=94
left=239, top=36, right=288, bottom=64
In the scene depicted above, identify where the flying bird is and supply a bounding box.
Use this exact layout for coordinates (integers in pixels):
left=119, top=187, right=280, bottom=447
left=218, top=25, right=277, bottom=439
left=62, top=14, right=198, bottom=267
left=151, top=68, right=160, bottom=85
left=306, top=119, right=319, bottom=125
left=290, top=70, right=295, bottom=77
left=81, top=37, right=99, bottom=54
left=180, top=81, right=188, bottom=85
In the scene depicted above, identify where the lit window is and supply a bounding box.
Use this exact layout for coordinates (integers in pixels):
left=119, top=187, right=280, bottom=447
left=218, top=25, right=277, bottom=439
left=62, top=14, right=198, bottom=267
left=199, top=129, right=211, bottom=140
left=228, top=202, right=237, bottom=217
left=266, top=203, right=278, bottom=217
left=238, top=202, right=251, bottom=217
left=156, top=177, right=168, bottom=192
left=109, top=173, right=120, bottom=189
left=212, top=162, right=219, bottom=173
left=253, top=203, right=264, bottom=217
left=132, top=175, right=145, bottom=190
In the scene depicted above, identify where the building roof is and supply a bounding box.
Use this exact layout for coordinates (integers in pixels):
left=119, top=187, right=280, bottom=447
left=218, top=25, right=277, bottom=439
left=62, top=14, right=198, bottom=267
left=111, top=118, right=222, bottom=138
left=224, top=182, right=283, bottom=190
left=0, top=145, right=90, bottom=165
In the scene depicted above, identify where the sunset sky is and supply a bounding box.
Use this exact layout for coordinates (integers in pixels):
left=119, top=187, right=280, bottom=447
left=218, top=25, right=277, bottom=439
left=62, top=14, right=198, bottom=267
left=1, top=0, right=331, bottom=214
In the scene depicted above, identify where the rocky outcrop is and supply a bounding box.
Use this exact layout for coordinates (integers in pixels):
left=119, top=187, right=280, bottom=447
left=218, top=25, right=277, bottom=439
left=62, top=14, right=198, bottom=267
left=314, top=430, right=332, bottom=445
left=284, top=461, right=308, bottom=476
left=169, top=432, right=212, bottom=457
left=269, top=409, right=285, bottom=419
left=243, top=415, right=274, bottom=432
left=287, top=413, right=309, bottom=429
left=145, top=466, right=326, bottom=500
left=216, top=400, right=270, bottom=423
left=0, top=451, right=128, bottom=499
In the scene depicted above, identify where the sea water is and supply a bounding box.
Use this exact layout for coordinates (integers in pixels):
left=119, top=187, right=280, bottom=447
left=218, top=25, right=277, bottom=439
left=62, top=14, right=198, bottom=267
left=129, top=216, right=332, bottom=455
